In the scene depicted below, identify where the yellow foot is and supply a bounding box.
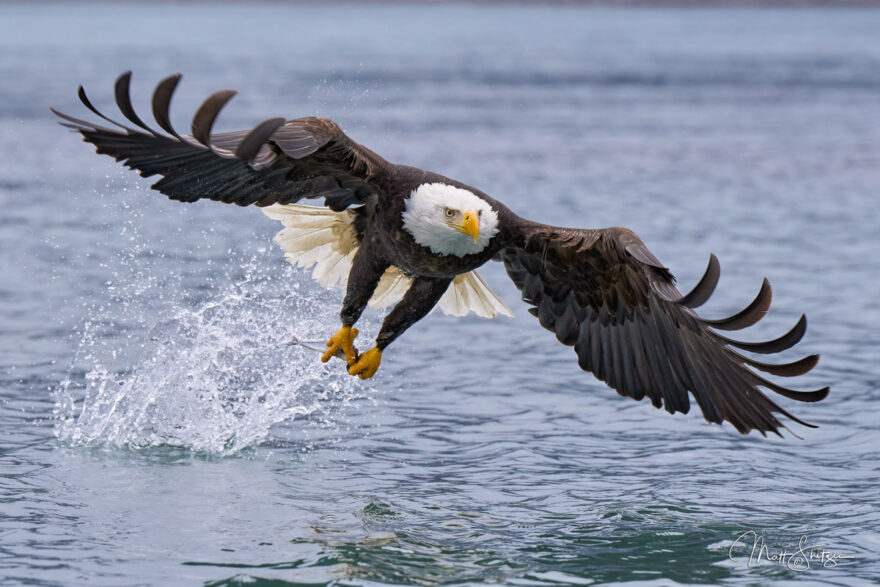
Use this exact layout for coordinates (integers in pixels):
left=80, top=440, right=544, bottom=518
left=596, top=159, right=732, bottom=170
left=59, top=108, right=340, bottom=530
left=322, top=326, right=359, bottom=365
left=348, top=347, right=383, bottom=380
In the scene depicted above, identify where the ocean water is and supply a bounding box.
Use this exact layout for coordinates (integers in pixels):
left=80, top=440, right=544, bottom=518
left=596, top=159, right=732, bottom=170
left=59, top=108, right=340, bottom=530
left=1, top=3, right=879, bottom=585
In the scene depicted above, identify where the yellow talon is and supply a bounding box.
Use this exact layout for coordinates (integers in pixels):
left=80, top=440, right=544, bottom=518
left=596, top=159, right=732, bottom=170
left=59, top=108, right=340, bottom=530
left=322, top=326, right=359, bottom=365
left=348, top=347, right=382, bottom=380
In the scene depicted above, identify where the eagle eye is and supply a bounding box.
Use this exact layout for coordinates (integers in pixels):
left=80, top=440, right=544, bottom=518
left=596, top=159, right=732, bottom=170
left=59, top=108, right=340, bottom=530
left=444, top=207, right=455, bottom=218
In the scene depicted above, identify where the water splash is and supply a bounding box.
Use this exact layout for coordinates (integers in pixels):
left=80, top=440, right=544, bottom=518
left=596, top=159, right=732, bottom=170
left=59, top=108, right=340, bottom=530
left=54, top=254, right=372, bottom=456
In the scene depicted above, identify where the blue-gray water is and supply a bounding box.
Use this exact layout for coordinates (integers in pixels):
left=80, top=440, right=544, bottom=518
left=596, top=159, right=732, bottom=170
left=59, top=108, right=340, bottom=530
left=1, top=3, right=879, bottom=585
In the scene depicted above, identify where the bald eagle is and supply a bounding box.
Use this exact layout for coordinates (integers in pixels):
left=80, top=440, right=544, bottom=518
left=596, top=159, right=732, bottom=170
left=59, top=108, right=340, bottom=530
left=53, top=72, right=829, bottom=436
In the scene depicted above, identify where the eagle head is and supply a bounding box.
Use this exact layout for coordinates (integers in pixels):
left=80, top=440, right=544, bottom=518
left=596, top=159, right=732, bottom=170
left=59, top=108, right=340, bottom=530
left=402, top=183, right=500, bottom=257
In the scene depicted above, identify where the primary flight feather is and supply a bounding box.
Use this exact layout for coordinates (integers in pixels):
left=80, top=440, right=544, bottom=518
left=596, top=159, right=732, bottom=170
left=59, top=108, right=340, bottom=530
left=54, top=72, right=829, bottom=437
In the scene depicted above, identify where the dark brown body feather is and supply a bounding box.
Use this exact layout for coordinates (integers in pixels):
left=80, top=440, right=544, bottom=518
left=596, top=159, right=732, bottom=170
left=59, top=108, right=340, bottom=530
left=54, top=72, right=829, bottom=437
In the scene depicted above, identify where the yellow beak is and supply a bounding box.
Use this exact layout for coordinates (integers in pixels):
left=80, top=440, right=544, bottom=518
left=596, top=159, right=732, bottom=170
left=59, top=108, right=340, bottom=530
left=455, top=210, right=480, bottom=243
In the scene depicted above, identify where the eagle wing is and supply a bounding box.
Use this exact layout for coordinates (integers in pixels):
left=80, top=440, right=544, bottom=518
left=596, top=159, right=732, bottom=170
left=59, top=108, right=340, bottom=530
left=501, top=224, right=828, bottom=436
left=52, top=72, right=392, bottom=210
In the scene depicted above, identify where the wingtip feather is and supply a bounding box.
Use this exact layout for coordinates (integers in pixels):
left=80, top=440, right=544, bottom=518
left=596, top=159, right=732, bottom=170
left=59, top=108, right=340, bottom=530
left=151, top=73, right=185, bottom=139
left=191, top=89, right=238, bottom=147
left=678, top=253, right=720, bottom=308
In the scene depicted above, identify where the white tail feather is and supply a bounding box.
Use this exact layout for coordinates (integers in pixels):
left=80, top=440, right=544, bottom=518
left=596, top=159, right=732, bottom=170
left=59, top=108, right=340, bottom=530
left=438, top=271, right=514, bottom=318
left=370, top=268, right=413, bottom=309
left=262, top=203, right=358, bottom=288
left=262, top=203, right=513, bottom=318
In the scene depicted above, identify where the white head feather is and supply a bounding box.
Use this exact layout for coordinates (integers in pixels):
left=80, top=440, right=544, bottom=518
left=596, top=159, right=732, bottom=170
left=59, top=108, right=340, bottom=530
left=401, top=183, right=499, bottom=257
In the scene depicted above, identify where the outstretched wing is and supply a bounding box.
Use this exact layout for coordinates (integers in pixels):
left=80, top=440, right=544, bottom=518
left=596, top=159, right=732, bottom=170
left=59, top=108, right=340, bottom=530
left=501, top=224, right=828, bottom=436
left=52, top=71, right=393, bottom=210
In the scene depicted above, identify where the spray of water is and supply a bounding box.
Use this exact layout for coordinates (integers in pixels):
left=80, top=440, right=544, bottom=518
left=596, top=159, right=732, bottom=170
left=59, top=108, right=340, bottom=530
left=53, top=244, right=374, bottom=456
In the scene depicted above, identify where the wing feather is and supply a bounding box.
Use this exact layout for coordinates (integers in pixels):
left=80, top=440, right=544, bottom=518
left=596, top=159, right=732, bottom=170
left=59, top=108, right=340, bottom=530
left=114, top=71, right=162, bottom=137
left=54, top=72, right=393, bottom=210
left=502, top=224, right=828, bottom=436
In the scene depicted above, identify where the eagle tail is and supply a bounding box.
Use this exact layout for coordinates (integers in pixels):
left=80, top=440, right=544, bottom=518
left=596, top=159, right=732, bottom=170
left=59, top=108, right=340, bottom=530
left=437, top=272, right=515, bottom=319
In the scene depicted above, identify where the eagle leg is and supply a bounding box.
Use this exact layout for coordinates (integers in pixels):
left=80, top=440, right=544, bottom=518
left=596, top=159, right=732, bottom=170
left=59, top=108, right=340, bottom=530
left=344, top=276, right=452, bottom=380
left=375, top=276, right=452, bottom=348
left=348, top=347, right=383, bottom=380
left=322, top=242, right=391, bottom=368
left=322, top=326, right=359, bottom=366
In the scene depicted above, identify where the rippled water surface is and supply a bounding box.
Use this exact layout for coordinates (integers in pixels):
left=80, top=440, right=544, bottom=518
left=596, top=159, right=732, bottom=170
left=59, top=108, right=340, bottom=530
left=1, top=3, right=879, bottom=585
